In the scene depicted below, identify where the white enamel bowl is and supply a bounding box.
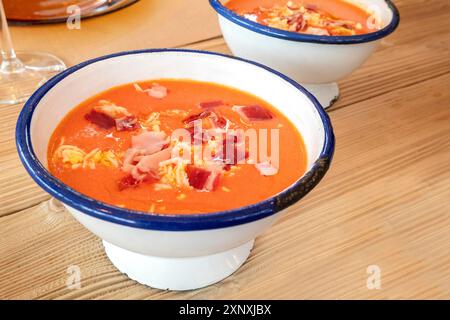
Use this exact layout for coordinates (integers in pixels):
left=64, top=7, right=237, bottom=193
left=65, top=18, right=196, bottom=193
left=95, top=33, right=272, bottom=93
left=16, top=49, right=334, bottom=291
left=210, top=0, right=400, bottom=108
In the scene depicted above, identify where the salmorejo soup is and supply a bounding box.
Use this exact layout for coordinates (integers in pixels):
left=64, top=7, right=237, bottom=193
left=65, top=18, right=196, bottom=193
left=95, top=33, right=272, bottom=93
left=48, top=79, right=307, bottom=214
left=224, top=0, right=380, bottom=36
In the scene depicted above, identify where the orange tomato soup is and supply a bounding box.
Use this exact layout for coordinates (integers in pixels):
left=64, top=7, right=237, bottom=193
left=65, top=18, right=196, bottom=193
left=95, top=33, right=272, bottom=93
left=48, top=80, right=307, bottom=214
left=224, top=0, right=379, bottom=36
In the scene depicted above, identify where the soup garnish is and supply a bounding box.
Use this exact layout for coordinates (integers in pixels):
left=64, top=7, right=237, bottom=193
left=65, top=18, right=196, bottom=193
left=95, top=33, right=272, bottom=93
left=48, top=80, right=307, bottom=214
left=224, top=0, right=380, bottom=36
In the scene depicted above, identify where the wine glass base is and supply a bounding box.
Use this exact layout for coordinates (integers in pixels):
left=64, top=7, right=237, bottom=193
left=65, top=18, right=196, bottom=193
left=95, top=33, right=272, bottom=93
left=17, top=51, right=66, bottom=72
left=0, top=52, right=66, bottom=105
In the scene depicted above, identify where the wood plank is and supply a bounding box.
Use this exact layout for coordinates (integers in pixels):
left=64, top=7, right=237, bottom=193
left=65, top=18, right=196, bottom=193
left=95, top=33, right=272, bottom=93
left=0, top=104, right=51, bottom=216
left=1, top=73, right=449, bottom=299
left=8, top=0, right=222, bottom=66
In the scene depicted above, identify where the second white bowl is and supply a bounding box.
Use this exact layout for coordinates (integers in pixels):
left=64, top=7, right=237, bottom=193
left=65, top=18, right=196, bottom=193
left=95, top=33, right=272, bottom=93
left=210, top=0, right=400, bottom=108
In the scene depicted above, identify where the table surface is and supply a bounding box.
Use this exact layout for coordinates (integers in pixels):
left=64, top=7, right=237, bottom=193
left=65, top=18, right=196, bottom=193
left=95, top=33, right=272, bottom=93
left=1, top=0, right=449, bottom=299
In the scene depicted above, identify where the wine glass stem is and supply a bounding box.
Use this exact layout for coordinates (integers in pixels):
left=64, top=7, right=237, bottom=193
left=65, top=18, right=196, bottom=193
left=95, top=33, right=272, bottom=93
left=0, top=0, right=24, bottom=73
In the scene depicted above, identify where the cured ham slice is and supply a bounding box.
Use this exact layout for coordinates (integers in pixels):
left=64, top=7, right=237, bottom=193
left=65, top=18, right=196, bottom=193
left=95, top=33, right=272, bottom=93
left=198, top=100, right=223, bottom=109
left=94, top=102, right=131, bottom=118
left=115, top=116, right=139, bottom=131
left=148, top=84, right=168, bottom=99
left=118, top=171, right=159, bottom=191
left=305, top=26, right=330, bottom=36
left=183, top=110, right=214, bottom=125
left=186, top=166, right=210, bottom=190
left=214, top=115, right=228, bottom=129
left=85, top=102, right=138, bottom=131
left=135, top=148, right=172, bottom=178
left=85, top=110, right=115, bottom=129
left=183, top=110, right=227, bottom=127
left=220, top=139, right=247, bottom=164
left=120, top=132, right=171, bottom=188
left=131, top=131, right=167, bottom=155
left=232, top=105, right=273, bottom=121
left=255, top=161, right=278, bottom=176
left=204, top=170, right=221, bottom=191
left=135, top=83, right=168, bottom=99
left=117, top=175, right=141, bottom=191
left=122, top=148, right=140, bottom=173
left=119, top=148, right=172, bottom=189
left=227, top=1, right=368, bottom=36
left=184, top=126, right=202, bottom=145
left=287, top=13, right=306, bottom=32
left=187, top=165, right=221, bottom=191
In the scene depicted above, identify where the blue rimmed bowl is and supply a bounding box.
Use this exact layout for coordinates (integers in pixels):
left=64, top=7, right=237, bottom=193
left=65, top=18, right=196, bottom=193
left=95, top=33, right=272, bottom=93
left=16, top=49, right=334, bottom=291
left=210, top=0, right=400, bottom=108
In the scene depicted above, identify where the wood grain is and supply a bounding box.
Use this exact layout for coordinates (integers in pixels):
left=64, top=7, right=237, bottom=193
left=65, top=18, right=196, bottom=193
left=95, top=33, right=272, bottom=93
left=1, top=73, right=449, bottom=299
left=0, top=104, right=51, bottom=216
left=8, top=0, right=222, bottom=66
left=1, top=0, right=450, bottom=299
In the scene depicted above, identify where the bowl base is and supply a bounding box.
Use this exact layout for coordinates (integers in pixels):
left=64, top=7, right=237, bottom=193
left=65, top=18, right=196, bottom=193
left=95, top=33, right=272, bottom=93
left=302, top=83, right=340, bottom=109
left=103, top=240, right=255, bottom=291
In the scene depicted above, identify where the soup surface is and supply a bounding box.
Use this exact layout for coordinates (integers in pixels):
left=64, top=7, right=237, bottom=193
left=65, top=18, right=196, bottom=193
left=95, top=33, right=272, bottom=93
left=224, top=0, right=380, bottom=36
left=48, top=80, right=307, bottom=214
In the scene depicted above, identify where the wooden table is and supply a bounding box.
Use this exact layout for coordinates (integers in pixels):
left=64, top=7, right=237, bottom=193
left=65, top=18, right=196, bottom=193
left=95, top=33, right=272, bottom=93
left=1, top=0, right=449, bottom=299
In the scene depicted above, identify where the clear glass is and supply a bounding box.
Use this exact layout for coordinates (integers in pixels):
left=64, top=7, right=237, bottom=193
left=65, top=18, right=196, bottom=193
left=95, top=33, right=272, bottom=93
left=0, top=0, right=66, bottom=105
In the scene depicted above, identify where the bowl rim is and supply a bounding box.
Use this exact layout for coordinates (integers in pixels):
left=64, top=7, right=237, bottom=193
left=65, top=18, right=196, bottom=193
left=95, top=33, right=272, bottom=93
left=209, top=0, right=400, bottom=44
left=16, top=48, right=335, bottom=231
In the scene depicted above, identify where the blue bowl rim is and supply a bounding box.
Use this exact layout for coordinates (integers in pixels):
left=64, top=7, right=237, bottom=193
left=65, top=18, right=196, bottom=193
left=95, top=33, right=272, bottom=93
left=16, top=48, right=335, bottom=231
left=209, top=0, right=400, bottom=44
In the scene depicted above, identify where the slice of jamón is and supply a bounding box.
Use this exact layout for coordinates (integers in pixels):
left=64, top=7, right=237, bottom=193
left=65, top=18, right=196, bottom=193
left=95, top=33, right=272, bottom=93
left=187, top=165, right=221, bottom=191
left=85, top=110, right=116, bottom=129
left=85, top=110, right=138, bottom=132
left=115, top=116, right=139, bottom=131
left=118, top=175, right=140, bottom=191
left=198, top=100, right=224, bottom=109
left=232, top=105, right=273, bottom=121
